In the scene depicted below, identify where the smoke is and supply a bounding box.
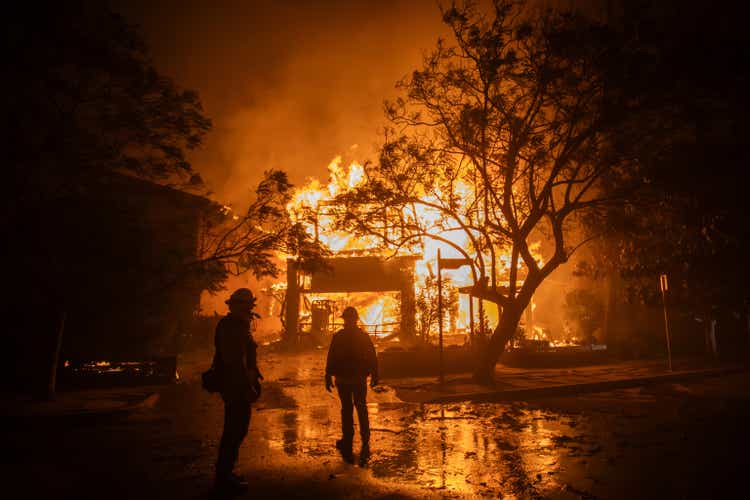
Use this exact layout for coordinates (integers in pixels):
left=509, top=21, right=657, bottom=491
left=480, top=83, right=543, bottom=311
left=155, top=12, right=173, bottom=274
left=112, top=0, right=611, bottom=203
left=113, top=0, right=448, bottom=206
left=112, top=0, right=611, bottom=328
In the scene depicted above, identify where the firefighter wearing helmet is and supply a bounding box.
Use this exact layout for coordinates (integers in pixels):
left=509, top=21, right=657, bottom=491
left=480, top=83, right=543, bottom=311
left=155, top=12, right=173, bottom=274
left=213, top=288, right=263, bottom=493
left=325, top=306, right=379, bottom=464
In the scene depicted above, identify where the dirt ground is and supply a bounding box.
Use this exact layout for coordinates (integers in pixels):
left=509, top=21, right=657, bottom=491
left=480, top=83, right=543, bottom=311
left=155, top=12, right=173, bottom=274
left=3, top=350, right=748, bottom=499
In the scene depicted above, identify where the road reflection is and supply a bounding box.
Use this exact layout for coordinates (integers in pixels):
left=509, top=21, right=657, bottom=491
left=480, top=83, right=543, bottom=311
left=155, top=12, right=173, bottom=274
left=369, top=403, right=569, bottom=496
left=253, top=374, right=577, bottom=497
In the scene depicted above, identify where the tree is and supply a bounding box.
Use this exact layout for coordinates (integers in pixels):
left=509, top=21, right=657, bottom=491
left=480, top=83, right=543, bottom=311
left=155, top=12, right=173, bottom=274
left=192, top=170, right=330, bottom=290
left=563, top=288, right=604, bottom=344
left=336, top=0, right=642, bottom=382
left=4, top=2, right=211, bottom=217
left=416, top=275, right=459, bottom=343
left=2, top=2, right=217, bottom=395
left=4, top=0, right=216, bottom=305
left=580, top=0, right=750, bottom=348
left=1, top=3, right=328, bottom=394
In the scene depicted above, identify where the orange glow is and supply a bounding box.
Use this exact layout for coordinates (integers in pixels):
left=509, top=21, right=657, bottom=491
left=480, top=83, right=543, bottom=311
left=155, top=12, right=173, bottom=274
left=285, top=157, right=546, bottom=338
left=300, top=291, right=400, bottom=338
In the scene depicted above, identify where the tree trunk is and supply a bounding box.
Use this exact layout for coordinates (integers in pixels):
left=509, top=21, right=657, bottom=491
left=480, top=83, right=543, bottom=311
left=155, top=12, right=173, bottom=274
left=47, top=310, right=66, bottom=400
left=473, top=303, right=523, bottom=384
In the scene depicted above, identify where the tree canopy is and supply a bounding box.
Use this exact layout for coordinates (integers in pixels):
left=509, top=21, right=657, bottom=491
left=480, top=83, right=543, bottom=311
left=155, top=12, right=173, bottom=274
left=195, top=170, right=330, bottom=290
left=3, top=2, right=324, bottom=328
left=4, top=1, right=211, bottom=214
left=336, top=0, right=643, bottom=381
left=580, top=0, right=750, bottom=316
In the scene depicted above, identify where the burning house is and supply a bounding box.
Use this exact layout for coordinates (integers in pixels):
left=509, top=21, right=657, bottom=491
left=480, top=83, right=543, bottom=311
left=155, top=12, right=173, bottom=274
left=280, top=157, right=550, bottom=349
left=284, top=255, right=420, bottom=344
left=265, top=152, right=624, bottom=375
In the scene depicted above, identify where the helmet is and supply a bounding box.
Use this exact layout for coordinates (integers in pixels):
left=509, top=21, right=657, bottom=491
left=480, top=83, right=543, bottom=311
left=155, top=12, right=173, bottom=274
left=340, top=306, right=359, bottom=321
left=225, top=288, right=256, bottom=305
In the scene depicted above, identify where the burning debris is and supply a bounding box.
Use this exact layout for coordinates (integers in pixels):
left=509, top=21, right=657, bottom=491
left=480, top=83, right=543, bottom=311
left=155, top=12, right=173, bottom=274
left=60, top=359, right=178, bottom=387
left=284, top=255, right=419, bottom=346
left=280, top=157, right=571, bottom=350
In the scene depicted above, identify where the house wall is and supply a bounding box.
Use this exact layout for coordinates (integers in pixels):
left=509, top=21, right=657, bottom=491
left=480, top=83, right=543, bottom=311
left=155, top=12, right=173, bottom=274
left=58, top=174, right=211, bottom=361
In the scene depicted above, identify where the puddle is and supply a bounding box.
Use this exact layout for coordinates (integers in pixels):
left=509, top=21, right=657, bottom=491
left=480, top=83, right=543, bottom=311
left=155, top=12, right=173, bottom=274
left=250, top=381, right=588, bottom=498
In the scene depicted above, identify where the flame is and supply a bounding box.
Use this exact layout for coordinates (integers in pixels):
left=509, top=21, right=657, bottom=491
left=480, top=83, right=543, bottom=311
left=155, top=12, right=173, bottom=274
left=287, top=158, right=377, bottom=254
left=300, top=291, right=400, bottom=338
left=285, top=157, right=546, bottom=339
left=327, top=156, right=365, bottom=197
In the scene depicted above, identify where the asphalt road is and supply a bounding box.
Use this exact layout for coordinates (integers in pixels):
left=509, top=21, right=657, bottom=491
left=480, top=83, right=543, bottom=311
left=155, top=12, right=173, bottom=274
left=4, top=352, right=749, bottom=499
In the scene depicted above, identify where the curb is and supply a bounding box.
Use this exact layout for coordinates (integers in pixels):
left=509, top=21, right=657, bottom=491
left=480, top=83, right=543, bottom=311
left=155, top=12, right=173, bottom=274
left=424, top=366, right=748, bottom=403
left=0, top=391, right=160, bottom=422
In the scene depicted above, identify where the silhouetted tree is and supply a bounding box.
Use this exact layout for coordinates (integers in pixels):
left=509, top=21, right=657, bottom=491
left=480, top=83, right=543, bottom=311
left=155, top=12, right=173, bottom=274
left=416, top=275, right=459, bottom=343
left=4, top=2, right=211, bottom=212
left=563, top=288, right=604, bottom=344
left=579, top=0, right=750, bottom=350
left=2, top=2, right=216, bottom=395
left=1, top=3, right=328, bottom=395
left=336, top=0, right=642, bottom=382
left=193, top=170, right=329, bottom=288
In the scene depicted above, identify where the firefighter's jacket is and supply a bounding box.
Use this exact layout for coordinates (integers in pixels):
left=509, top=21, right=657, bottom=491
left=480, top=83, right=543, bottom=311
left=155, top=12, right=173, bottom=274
left=214, top=313, right=260, bottom=402
left=325, top=326, right=378, bottom=384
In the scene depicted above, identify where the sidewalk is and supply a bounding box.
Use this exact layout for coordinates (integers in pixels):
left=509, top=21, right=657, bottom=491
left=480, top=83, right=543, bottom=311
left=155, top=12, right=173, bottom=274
left=3, top=356, right=746, bottom=418
left=387, top=357, right=748, bottom=403
left=0, top=386, right=159, bottom=420
left=0, top=351, right=203, bottom=421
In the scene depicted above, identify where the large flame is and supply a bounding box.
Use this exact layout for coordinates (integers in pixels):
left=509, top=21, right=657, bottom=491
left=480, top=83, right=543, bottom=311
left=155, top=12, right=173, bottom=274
left=285, top=157, right=548, bottom=341
left=287, top=157, right=381, bottom=254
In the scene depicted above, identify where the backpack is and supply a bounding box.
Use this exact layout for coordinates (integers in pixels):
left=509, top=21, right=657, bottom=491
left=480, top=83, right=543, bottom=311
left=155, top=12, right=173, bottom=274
left=202, top=353, right=262, bottom=403
left=201, top=353, right=223, bottom=393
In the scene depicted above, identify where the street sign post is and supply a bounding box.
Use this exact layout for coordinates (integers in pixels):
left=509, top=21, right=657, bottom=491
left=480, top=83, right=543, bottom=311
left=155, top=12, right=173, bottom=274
left=436, top=252, right=472, bottom=384
left=660, top=273, right=673, bottom=371
left=437, top=249, right=444, bottom=383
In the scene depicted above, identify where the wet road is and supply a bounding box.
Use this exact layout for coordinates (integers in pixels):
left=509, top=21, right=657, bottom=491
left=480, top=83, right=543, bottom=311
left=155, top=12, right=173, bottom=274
left=5, top=351, right=749, bottom=499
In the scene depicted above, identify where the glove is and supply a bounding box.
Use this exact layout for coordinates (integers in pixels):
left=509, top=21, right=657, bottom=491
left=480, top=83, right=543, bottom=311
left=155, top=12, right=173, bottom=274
left=325, top=375, right=333, bottom=393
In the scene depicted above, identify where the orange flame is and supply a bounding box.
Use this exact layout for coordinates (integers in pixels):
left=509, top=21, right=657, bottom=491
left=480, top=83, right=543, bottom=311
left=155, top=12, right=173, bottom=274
left=285, top=157, right=546, bottom=339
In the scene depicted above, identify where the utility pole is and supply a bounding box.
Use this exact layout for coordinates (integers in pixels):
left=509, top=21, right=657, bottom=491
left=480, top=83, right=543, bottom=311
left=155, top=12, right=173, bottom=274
left=48, top=310, right=66, bottom=400
left=436, top=253, right=472, bottom=384
left=469, top=296, right=475, bottom=344
left=438, top=248, right=444, bottom=384
left=659, top=274, right=673, bottom=371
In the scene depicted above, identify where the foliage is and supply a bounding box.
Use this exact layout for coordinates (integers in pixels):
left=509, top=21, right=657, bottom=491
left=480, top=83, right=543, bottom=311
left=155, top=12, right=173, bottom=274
left=4, top=2, right=210, bottom=314
left=415, top=275, right=459, bottom=342
left=335, top=0, right=641, bottom=379
left=579, top=0, right=750, bottom=315
left=3, top=3, right=328, bottom=299
left=4, top=1, right=211, bottom=217
left=3, top=3, right=327, bottom=359
left=195, top=170, right=330, bottom=290
left=511, top=323, right=525, bottom=345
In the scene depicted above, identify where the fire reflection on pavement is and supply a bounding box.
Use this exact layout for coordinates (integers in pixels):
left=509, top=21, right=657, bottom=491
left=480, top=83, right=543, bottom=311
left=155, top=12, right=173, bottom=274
left=249, top=353, right=578, bottom=498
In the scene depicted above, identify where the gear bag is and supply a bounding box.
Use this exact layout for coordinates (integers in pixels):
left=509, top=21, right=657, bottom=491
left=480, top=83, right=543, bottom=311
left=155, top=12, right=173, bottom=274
left=202, top=354, right=223, bottom=393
